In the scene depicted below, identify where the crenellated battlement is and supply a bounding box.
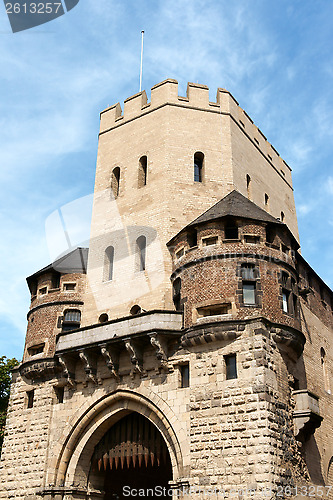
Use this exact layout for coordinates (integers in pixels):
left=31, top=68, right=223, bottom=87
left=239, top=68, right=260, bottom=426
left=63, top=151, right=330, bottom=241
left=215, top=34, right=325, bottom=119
left=100, top=79, right=291, bottom=176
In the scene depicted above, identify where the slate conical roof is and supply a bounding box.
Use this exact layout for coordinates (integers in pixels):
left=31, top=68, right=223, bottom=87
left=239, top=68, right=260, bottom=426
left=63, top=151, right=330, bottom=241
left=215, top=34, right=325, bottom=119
left=188, top=190, right=282, bottom=227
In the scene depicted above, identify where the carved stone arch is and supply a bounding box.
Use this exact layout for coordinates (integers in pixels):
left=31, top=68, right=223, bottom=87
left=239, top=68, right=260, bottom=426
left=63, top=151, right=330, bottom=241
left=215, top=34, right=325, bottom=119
left=53, top=389, right=188, bottom=490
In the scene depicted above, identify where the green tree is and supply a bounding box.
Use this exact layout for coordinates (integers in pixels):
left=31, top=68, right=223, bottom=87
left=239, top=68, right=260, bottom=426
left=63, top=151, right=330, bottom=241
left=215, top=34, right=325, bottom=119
left=0, top=356, right=19, bottom=454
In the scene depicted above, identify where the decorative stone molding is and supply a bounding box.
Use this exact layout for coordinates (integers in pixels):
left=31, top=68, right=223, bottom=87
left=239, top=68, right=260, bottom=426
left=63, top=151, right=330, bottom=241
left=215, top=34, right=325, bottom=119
left=57, top=354, right=76, bottom=387
left=149, top=332, right=170, bottom=371
left=79, top=350, right=98, bottom=385
left=100, top=344, right=120, bottom=379
left=19, top=358, right=61, bottom=381
left=124, top=338, right=144, bottom=375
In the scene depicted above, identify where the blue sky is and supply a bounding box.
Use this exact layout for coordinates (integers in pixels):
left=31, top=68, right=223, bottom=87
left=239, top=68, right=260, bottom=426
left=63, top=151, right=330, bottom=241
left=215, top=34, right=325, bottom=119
left=0, top=0, right=332, bottom=360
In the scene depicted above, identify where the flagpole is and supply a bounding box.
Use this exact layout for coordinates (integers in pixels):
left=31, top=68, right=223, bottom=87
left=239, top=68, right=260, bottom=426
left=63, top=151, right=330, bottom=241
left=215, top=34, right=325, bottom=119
left=139, top=30, right=144, bottom=92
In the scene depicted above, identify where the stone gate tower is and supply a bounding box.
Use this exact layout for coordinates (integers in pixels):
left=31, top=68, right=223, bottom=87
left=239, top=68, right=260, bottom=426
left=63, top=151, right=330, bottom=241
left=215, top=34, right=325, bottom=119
left=0, top=80, right=332, bottom=500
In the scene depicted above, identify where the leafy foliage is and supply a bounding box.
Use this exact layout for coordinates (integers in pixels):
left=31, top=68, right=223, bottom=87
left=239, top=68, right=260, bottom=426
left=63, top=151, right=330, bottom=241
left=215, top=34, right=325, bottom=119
left=0, top=356, right=19, bottom=453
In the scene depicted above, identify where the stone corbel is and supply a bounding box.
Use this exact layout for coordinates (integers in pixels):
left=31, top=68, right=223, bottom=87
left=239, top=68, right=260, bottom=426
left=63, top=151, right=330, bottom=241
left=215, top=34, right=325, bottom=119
left=57, top=354, right=76, bottom=388
left=124, top=338, right=144, bottom=375
left=79, top=349, right=98, bottom=384
left=100, top=344, right=120, bottom=380
left=149, top=333, right=170, bottom=371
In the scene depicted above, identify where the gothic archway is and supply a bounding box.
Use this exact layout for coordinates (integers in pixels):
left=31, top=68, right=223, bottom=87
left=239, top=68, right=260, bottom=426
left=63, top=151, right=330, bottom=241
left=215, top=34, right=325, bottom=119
left=89, top=412, right=172, bottom=499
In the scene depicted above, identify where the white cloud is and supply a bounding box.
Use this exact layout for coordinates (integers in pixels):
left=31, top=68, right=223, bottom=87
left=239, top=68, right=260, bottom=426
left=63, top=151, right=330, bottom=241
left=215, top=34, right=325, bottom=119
left=326, top=176, right=333, bottom=195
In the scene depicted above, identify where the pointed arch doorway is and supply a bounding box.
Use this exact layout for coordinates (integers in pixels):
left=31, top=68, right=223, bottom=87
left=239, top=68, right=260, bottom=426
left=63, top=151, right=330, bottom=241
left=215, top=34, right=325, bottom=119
left=91, top=412, right=173, bottom=499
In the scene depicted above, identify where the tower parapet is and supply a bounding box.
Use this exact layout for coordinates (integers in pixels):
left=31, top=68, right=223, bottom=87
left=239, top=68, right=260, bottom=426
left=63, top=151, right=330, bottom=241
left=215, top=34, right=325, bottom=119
left=100, top=79, right=292, bottom=187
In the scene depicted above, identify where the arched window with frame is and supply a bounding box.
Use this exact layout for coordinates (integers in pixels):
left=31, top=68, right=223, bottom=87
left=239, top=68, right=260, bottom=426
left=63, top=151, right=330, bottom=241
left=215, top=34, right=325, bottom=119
left=111, top=167, right=120, bottom=199
left=194, top=152, right=204, bottom=183
left=136, top=236, right=146, bottom=272
left=104, top=246, right=114, bottom=281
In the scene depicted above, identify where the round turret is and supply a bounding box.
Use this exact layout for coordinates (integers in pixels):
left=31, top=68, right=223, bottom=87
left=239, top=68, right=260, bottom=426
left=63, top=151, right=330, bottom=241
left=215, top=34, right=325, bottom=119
left=168, top=191, right=301, bottom=332
left=23, top=248, right=88, bottom=363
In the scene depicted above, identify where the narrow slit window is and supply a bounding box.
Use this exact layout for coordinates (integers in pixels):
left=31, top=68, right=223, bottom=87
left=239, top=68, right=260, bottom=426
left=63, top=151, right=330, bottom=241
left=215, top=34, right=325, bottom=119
left=180, top=364, right=189, bottom=388
left=194, top=152, right=204, bottom=183
left=265, top=193, right=269, bottom=210
left=246, top=174, right=252, bottom=199
left=55, top=386, right=64, bottom=404
left=104, top=246, right=114, bottom=281
left=111, top=167, right=120, bottom=199
left=136, top=236, right=146, bottom=271
left=282, top=290, right=289, bottom=313
left=27, top=390, right=34, bottom=409
left=173, top=278, right=182, bottom=311
left=321, top=348, right=331, bottom=393
left=225, top=354, right=237, bottom=380
left=138, top=156, right=147, bottom=187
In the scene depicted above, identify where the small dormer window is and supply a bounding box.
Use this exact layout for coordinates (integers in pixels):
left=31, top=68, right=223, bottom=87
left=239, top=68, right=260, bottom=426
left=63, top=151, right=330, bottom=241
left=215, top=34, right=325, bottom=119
left=266, top=226, right=275, bottom=244
left=63, top=283, right=76, bottom=291
left=188, top=229, right=197, bottom=248
left=202, top=236, right=218, bottom=246
left=28, top=343, right=45, bottom=356
left=281, top=244, right=289, bottom=255
left=39, top=287, right=47, bottom=295
left=224, top=220, right=238, bottom=240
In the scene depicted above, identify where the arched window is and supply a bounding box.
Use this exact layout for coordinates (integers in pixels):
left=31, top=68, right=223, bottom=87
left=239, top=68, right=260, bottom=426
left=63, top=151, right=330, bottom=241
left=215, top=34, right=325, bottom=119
left=138, top=156, right=147, bottom=188
left=104, top=246, right=114, bottom=281
left=62, top=309, right=81, bottom=332
left=246, top=174, right=252, bottom=199
left=136, top=236, right=146, bottom=272
left=265, top=193, right=269, bottom=211
left=321, top=348, right=331, bottom=393
left=194, top=152, right=204, bottom=183
left=111, top=167, right=120, bottom=199
left=281, top=211, right=285, bottom=222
